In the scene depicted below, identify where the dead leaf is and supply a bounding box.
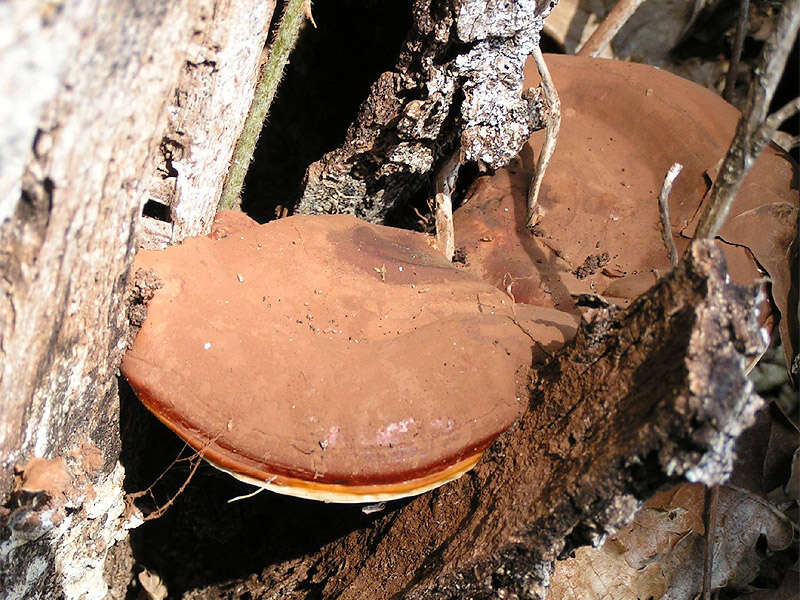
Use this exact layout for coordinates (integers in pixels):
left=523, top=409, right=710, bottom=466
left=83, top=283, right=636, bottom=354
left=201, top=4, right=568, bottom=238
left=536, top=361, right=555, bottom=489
left=551, top=483, right=795, bottom=600
left=549, top=542, right=667, bottom=600
left=612, top=507, right=698, bottom=569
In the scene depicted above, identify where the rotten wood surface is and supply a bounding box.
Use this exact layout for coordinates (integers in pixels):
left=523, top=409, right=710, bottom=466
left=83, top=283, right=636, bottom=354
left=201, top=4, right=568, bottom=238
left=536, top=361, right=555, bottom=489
left=141, top=1, right=275, bottom=248
left=0, top=1, right=275, bottom=597
left=294, top=0, right=554, bottom=223
left=136, top=240, right=764, bottom=599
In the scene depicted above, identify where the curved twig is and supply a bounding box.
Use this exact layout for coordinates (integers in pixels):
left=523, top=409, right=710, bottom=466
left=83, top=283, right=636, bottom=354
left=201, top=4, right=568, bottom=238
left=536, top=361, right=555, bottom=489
left=527, top=46, right=561, bottom=229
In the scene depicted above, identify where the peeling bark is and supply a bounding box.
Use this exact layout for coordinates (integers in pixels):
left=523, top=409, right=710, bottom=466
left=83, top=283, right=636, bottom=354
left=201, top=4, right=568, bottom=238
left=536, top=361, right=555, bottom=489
left=295, top=0, right=554, bottom=223
left=0, top=1, right=274, bottom=597
left=140, top=0, right=275, bottom=248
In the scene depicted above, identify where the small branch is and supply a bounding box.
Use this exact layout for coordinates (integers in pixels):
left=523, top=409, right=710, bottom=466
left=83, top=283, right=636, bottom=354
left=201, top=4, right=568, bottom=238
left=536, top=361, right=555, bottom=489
left=722, top=0, right=750, bottom=102
left=526, top=46, right=561, bottom=229
left=783, top=134, right=800, bottom=151
left=434, top=149, right=461, bottom=261
left=694, top=0, right=800, bottom=239
left=764, top=96, right=800, bottom=133
left=577, top=0, right=647, bottom=57
left=658, top=163, right=682, bottom=268
left=218, top=0, right=310, bottom=212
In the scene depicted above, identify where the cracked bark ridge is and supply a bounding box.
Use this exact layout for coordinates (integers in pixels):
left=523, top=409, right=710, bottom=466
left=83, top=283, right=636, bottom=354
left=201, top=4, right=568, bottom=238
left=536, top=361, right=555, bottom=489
left=191, top=240, right=764, bottom=600
left=295, top=0, right=552, bottom=223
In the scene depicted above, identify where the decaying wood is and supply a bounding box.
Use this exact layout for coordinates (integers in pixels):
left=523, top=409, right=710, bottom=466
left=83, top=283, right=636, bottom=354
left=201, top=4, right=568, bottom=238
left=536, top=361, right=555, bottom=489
left=140, top=1, right=275, bottom=248
left=0, top=1, right=275, bottom=598
left=294, top=0, right=554, bottom=223
left=177, top=240, right=764, bottom=599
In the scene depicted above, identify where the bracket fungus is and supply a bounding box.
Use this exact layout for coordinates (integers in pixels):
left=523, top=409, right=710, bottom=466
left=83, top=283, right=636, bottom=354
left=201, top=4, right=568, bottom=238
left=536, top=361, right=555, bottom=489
left=453, top=54, right=798, bottom=369
left=123, top=213, right=577, bottom=503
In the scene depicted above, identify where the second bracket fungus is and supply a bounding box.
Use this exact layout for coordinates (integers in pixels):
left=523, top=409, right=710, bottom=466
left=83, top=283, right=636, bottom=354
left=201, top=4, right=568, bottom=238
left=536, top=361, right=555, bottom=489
left=454, top=54, right=797, bottom=368
left=123, top=214, right=577, bottom=502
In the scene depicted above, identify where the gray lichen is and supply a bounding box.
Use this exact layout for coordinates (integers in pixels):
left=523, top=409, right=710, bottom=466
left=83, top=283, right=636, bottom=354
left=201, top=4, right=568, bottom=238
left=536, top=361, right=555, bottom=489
left=1, top=458, right=141, bottom=599
left=296, top=0, right=554, bottom=223
left=452, top=1, right=546, bottom=167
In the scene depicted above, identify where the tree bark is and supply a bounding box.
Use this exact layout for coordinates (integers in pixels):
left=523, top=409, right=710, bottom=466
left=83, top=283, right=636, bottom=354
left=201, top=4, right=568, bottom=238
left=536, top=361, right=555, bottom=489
left=0, top=1, right=274, bottom=597
left=294, top=0, right=554, bottom=223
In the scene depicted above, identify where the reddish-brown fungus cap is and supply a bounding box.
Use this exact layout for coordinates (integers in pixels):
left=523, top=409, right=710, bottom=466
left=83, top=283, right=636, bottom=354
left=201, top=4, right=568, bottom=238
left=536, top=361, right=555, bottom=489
left=122, top=214, right=577, bottom=502
left=455, top=54, right=797, bottom=365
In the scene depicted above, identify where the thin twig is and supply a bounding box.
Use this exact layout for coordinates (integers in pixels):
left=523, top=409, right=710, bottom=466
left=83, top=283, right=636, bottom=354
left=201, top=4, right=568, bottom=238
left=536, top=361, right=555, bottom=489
left=140, top=452, right=204, bottom=521
left=723, top=0, right=750, bottom=102
left=527, top=46, right=561, bottom=229
left=577, top=0, right=647, bottom=57
left=784, top=135, right=800, bottom=151
left=658, top=163, right=682, bottom=268
left=702, top=484, right=720, bottom=600
left=126, top=444, right=194, bottom=502
left=434, top=148, right=461, bottom=261
left=127, top=435, right=221, bottom=520
left=765, top=96, right=800, bottom=131
left=694, top=0, right=800, bottom=239
left=218, top=0, right=311, bottom=211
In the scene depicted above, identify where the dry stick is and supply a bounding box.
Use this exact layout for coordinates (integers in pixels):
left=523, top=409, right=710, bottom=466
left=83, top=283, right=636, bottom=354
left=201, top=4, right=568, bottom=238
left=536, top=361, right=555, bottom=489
left=526, top=46, right=561, bottom=229
left=218, top=0, right=310, bottom=212
left=694, top=0, right=800, bottom=239
left=723, top=0, right=750, bottom=102
left=658, top=163, right=683, bottom=268
left=767, top=96, right=800, bottom=130
left=434, top=149, right=461, bottom=261
left=576, top=0, right=647, bottom=57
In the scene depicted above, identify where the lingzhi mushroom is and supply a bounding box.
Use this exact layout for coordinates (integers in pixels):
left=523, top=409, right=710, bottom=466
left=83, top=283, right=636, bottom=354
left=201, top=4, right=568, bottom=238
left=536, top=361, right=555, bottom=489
left=123, top=213, right=577, bottom=502
left=453, top=54, right=798, bottom=370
